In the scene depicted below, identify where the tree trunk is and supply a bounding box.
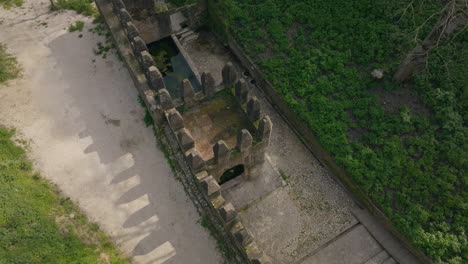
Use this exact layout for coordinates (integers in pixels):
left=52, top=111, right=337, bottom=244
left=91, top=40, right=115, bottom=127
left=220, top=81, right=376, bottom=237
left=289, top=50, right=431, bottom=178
left=393, top=0, right=467, bottom=82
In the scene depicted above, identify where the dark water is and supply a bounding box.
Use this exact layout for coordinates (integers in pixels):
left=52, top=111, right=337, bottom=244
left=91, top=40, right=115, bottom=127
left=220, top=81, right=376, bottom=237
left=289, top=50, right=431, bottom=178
left=147, top=37, right=201, bottom=99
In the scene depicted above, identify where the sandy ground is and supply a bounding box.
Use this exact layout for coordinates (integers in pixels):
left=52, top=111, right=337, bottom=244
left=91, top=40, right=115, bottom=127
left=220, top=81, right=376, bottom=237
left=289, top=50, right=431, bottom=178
left=0, top=1, right=221, bottom=263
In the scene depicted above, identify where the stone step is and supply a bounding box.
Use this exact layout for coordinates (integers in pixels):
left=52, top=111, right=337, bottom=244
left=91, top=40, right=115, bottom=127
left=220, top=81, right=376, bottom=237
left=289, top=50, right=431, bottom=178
left=177, top=27, right=191, bottom=35
left=364, top=250, right=390, bottom=264
left=382, top=257, right=397, bottom=264
left=178, top=29, right=194, bottom=39
left=182, top=33, right=199, bottom=43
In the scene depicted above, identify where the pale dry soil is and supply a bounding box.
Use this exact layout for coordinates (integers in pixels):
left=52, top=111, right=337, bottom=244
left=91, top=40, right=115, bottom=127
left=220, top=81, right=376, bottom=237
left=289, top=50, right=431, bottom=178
left=0, top=1, right=221, bottom=263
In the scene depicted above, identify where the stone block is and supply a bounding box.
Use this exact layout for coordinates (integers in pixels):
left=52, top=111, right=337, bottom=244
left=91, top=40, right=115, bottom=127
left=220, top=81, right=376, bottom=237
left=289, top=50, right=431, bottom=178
left=200, top=176, right=220, bottom=197
left=125, top=21, right=139, bottom=41
left=131, top=36, right=147, bottom=55
left=210, top=195, right=225, bottom=209
left=237, top=129, right=253, bottom=152
left=167, top=109, right=184, bottom=131
left=181, top=79, right=195, bottom=106
left=187, top=149, right=205, bottom=172
left=201, top=72, right=216, bottom=97
left=247, top=97, right=261, bottom=121
left=146, top=66, right=165, bottom=91
left=219, top=202, right=237, bottom=223
left=222, top=62, right=238, bottom=88
left=139, top=51, right=155, bottom=69
left=258, top=115, right=272, bottom=142
left=245, top=242, right=262, bottom=260
left=195, top=171, right=209, bottom=181
left=251, top=255, right=273, bottom=264
left=177, top=128, right=194, bottom=151
left=235, top=79, right=249, bottom=104
left=230, top=220, right=253, bottom=246
left=158, top=88, right=173, bottom=110
left=119, top=8, right=132, bottom=26
left=213, top=140, right=230, bottom=164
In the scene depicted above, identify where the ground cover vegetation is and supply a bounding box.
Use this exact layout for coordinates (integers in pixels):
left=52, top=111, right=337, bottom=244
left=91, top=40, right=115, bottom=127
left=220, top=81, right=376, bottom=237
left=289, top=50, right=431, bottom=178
left=0, top=44, right=20, bottom=83
left=0, top=0, right=23, bottom=9
left=0, top=128, right=130, bottom=263
left=209, top=0, right=467, bottom=263
left=50, top=0, right=96, bottom=16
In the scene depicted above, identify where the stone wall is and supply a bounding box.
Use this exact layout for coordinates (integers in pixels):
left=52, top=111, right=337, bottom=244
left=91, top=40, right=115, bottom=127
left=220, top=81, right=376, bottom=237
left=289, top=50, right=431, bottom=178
left=97, top=0, right=271, bottom=263
left=221, top=28, right=434, bottom=264
left=128, top=1, right=207, bottom=43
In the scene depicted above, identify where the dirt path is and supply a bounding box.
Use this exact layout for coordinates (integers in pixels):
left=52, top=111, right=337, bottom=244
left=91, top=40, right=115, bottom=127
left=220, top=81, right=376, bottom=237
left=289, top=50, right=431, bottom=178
left=0, top=1, right=221, bottom=263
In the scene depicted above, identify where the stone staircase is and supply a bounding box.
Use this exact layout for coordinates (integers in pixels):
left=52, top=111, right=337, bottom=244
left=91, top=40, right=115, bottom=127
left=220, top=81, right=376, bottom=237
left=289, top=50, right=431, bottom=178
left=364, top=250, right=397, bottom=264
left=176, top=27, right=199, bottom=44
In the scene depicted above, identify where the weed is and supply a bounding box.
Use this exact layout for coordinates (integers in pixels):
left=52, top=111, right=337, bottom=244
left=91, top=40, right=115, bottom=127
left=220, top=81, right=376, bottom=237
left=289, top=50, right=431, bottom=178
left=69, top=20, right=84, bottom=32
left=0, top=0, right=23, bottom=9
left=279, top=169, right=288, bottom=181
left=50, top=0, right=96, bottom=16
left=0, top=43, right=20, bottom=83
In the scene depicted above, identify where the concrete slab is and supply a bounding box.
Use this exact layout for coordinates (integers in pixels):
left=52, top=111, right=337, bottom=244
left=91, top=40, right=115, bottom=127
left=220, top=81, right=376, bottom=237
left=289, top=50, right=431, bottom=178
left=300, top=225, right=382, bottom=264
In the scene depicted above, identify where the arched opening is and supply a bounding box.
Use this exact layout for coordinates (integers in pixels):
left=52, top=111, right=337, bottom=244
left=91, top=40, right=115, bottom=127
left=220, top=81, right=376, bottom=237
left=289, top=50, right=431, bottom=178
left=249, top=79, right=256, bottom=85
left=219, top=164, right=245, bottom=185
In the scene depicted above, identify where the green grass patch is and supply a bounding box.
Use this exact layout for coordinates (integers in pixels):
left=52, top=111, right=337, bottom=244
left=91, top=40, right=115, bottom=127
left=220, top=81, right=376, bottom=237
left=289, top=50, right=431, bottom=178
left=0, top=0, right=23, bottom=9
left=0, top=127, right=130, bottom=264
left=211, top=0, right=467, bottom=263
left=69, top=20, right=85, bottom=32
left=50, top=0, right=96, bottom=16
left=0, top=43, right=20, bottom=83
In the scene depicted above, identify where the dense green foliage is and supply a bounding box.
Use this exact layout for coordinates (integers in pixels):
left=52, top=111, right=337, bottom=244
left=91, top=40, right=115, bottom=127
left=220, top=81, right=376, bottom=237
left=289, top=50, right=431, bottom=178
left=210, top=0, right=467, bottom=263
left=0, top=128, right=130, bottom=263
left=69, top=20, right=85, bottom=32
left=51, top=0, right=95, bottom=16
left=0, top=44, right=20, bottom=83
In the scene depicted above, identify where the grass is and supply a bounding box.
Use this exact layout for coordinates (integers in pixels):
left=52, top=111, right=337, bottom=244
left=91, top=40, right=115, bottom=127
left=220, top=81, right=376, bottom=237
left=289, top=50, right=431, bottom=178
left=0, top=0, right=23, bottom=9
left=0, top=127, right=130, bottom=264
left=50, top=0, right=96, bottom=16
left=0, top=43, right=20, bottom=83
left=69, top=20, right=85, bottom=32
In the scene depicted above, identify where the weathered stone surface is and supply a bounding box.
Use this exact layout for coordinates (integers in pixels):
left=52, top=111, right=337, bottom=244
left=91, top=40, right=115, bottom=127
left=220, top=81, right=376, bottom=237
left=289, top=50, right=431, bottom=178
left=245, top=242, right=262, bottom=260
left=201, top=72, right=216, bottom=97
left=186, top=149, right=205, bottom=172
left=118, top=8, right=132, bottom=26
left=200, top=175, right=220, bottom=197
left=131, top=36, right=147, bottom=55
left=158, top=88, right=173, bottom=110
left=237, top=129, right=253, bottom=152
left=195, top=171, right=209, bottom=182
left=230, top=220, right=253, bottom=246
left=247, top=97, right=261, bottom=121
left=177, top=128, right=194, bottom=151
left=210, top=195, right=226, bottom=209
left=251, top=255, right=273, bottom=264
left=112, top=0, right=125, bottom=13
left=222, top=62, right=238, bottom=88
left=213, top=140, right=230, bottom=164
left=146, top=66, right=165, bottom=91
left=235, top=79, right=249, bottom=104
left=139, top=51, right=155, bottom=69
left=258, top=115, right=272, bottom=142
left=219, top=202, right=237, bottom=223
left=125, top=21, right=139, bottom=41
left=167, top=109, right=184, bottom=131
left=181, top=79, right=195, bottom=105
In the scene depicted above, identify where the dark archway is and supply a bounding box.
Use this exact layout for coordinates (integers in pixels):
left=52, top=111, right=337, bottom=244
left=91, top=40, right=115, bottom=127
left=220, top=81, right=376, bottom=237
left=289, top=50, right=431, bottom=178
left=219, top=164, right=245, bottom=185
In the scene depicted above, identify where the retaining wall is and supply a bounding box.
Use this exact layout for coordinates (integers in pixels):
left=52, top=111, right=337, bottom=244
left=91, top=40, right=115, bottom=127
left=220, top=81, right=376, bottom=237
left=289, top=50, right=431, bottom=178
left=96, top=0, right=270, bottom=263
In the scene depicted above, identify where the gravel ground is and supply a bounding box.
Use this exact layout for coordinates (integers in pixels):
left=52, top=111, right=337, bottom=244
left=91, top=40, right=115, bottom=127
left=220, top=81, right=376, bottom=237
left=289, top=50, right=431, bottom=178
left=0, top=1, right=221, bottom=263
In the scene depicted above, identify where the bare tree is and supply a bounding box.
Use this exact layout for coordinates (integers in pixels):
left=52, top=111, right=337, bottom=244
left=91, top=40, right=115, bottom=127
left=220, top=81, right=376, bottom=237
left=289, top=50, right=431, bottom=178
left=393, top=0, right=468, bottom=82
